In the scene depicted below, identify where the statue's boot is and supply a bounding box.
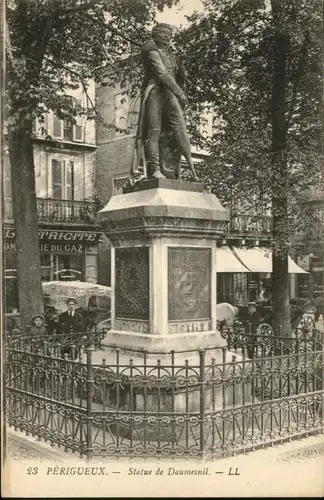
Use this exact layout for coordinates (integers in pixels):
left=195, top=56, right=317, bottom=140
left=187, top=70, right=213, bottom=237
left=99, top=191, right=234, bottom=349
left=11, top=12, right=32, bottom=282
left=174, top=130, right=199, bottom=182
left=145, top=136, right=166, bottom=179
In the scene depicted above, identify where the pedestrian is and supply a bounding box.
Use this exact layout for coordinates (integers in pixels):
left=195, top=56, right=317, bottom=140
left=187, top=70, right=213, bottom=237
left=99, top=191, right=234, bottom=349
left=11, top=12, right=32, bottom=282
left=246, top=302, right=261, bottom=358
left=29, top=314, right=47, bottom=336
left=58, top=297, right=84, bottom=334
left=58, top=297, right=84, bottom=360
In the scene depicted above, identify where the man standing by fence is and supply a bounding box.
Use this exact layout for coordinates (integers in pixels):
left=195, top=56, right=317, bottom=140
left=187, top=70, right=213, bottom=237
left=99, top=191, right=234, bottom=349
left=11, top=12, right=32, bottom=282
left=58, top=297, right=84, bottom=360
left=59, top=297, right=84, bottom=334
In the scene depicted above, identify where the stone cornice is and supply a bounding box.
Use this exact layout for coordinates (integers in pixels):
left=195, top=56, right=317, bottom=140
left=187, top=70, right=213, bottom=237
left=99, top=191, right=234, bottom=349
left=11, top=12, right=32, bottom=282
left=101, top=216, right=227, bottom=244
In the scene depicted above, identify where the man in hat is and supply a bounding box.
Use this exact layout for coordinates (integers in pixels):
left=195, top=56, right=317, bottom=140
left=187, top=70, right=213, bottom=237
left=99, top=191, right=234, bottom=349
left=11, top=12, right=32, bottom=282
left=131, top=23, right=198, bottom=181
left=58, top=297, right=84, bottom=334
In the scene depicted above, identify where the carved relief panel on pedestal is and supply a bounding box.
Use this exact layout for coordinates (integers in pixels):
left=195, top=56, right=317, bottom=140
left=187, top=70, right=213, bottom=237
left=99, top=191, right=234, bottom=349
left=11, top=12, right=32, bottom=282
left=115, top=247, right=150, bottom=320
left=168, top=247, right=211, bottom=322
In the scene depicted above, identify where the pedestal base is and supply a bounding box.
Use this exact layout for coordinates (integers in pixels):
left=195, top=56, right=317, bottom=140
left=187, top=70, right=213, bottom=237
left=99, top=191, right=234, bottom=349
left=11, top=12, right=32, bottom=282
left=95, top=334, right=252, bottom=443
left=101, top=329, right=227, bottom=355
left=97, top=179, right=234, bottom=445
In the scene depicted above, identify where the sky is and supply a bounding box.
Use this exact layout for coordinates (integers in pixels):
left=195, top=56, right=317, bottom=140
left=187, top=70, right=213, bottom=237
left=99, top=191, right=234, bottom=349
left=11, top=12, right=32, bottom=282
left=156, top=0, right=204, bottom=27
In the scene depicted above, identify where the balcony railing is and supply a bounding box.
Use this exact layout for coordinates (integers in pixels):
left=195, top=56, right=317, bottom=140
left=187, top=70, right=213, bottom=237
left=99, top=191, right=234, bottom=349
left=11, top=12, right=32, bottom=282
left=228, top=214, right=273, bottom=236
left=4, top=198, right=99, bottom=225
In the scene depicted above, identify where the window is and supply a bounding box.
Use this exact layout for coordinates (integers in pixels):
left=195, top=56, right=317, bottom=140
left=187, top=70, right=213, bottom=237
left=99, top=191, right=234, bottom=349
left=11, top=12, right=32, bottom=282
left=54, top=254, right=84, bottom=281
left=52, top=159, right=74, bottom=199
left=74, top=119, right=83, bottom=141
left=40, top=253, right=85, bottom=282
left=233, top=274, right=248, bottom=305
left=40, top=254, right=52, bottom=282
left=63, top=119, right=73, bottom=141
left=53, top=116, right=63, bottom=138
left=217, top=273, right=248, bottom=306
left=52, top=96, right=84, bottom=142
left=85, top=254, right=98, bottom=283
left=217, top=274, right=233, bottom=304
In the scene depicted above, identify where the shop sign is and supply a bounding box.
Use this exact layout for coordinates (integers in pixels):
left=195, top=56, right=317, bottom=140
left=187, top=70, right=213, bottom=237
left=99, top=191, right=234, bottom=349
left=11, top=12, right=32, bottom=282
left=4, top=241, right=85, bottom=253
left=40, top=243, right=84, bottom=253
left=4, top=228, right=100, bottom=242
left=4, top=229, right=101, bottom=253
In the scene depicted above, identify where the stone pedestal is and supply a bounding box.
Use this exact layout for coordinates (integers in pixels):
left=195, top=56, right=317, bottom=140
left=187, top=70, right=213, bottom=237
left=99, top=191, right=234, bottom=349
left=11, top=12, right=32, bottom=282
left=98, top=178, right=229, bottom=356
left=97, top=179, right=249, bottom=442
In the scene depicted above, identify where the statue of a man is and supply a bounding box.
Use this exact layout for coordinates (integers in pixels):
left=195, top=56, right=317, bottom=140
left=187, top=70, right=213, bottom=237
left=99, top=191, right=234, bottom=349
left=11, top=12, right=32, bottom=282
left=131, top=23, right=198, bottom=181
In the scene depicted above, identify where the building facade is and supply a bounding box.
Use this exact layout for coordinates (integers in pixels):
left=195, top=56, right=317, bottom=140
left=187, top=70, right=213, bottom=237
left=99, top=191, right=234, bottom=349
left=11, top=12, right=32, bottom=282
left=295, top=186, right=324, bottom=301
left=95, top=82, right=306, bottom=304
left=4, top=84, right=102, bottom=313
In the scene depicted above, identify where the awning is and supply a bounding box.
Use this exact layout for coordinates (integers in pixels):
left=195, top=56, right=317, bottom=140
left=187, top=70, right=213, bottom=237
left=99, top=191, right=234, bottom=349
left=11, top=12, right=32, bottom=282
left=216, top=246, right=251, bottom=272
left=232, top=247, right=272, bottom=273
left=288, top=257, right=308, bottom=274
left=232, top=247, right=307, bottom=274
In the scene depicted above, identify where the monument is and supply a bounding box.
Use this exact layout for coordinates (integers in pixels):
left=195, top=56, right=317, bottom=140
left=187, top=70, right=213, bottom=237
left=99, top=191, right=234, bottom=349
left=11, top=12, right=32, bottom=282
left=97, top=25, right=244, bottom=426
left=99, top=23, right=229, bottom=359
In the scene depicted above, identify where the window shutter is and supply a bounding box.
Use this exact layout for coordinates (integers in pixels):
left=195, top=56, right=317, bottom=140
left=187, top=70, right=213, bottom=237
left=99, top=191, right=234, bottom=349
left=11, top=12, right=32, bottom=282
left=63, top=119, right=73, bottom=141
left=65, top=161, right=74, bottom=200
left=73, top=119, right=83, bottom=141
left=53, top=116, right=63, bottom=138
left=52, top=159, right=63, bottom=199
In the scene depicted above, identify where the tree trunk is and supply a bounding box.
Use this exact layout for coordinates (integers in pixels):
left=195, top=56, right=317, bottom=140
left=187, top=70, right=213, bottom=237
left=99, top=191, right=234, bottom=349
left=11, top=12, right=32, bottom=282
left=272, top=237, right=291, bottom=335
left=8, top=121, right=44, bottom=328
left=270, top=1, right=292, bottom=335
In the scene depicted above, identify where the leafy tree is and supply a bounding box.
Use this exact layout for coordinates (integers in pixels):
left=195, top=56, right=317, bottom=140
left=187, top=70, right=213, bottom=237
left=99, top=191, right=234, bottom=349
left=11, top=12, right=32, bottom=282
left=6, top=0, right=177, bottom=327
left=176, top=0, right=323, bottom=333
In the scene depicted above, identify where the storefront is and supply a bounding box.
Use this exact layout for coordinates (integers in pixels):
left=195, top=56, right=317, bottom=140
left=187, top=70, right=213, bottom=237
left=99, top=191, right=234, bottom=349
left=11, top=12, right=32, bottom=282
left=216, top=246, right=307, bottom=306
left=297, top=253, right=324, bottom=300
left=4, top=228, right=101, bottom=313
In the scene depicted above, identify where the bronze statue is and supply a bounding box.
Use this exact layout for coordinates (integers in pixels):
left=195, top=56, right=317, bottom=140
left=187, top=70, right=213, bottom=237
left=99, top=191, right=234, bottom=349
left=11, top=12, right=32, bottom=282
left=131, top=23, right=199, bottom=182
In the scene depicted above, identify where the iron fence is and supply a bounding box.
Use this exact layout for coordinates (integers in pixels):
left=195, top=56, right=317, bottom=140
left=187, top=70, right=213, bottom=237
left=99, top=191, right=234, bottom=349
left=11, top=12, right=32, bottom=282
left=7, top=330, right=106, bottom=356
left=5, top=331, right=324, bottom=459
left=219, top=323, right=324, bottom=358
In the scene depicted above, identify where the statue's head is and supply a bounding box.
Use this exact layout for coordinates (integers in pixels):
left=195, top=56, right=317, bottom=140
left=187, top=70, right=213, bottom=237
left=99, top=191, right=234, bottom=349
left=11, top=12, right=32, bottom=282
left=152, top=23, right=173, bottom=47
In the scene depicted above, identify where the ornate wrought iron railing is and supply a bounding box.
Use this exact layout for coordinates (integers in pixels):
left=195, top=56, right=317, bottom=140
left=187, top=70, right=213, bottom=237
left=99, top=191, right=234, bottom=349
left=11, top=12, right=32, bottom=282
left=6, top=330, right=106, bottom=359
left=219, top=322, right=324, bottom=358
left=4, top=197, right=99, bottom=225
left=5, top=334, right=324, bottom=459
